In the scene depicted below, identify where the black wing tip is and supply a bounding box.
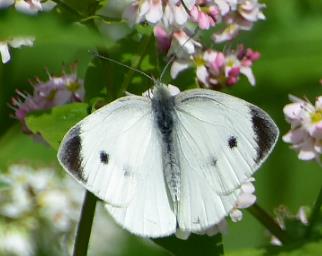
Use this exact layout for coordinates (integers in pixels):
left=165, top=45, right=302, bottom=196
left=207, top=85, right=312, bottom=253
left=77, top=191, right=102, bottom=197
left=58, top=126, right=87, bottom=182
left=249, top=105, right=279, bottom=164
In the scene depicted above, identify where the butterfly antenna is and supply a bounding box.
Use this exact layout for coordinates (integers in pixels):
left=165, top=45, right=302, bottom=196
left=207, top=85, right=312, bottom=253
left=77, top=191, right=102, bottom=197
left=159, top=27, right=199, bottom=82
left=179, top=0, right=190, bottom=14
left=90, top=50, right=154, bottom=82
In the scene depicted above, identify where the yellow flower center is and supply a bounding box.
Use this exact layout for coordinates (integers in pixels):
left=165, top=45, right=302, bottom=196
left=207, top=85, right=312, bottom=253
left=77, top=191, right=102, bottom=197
left=47, top=89, right=57, bottom=100
left=67, top=81, right=80, bottom=92
left=194, top=56, right=205, bottom=66
left=311, top=110, right=322, bottom=123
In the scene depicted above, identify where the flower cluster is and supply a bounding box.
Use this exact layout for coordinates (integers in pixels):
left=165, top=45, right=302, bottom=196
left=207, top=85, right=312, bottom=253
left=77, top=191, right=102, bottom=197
left=270, top=206, right=309, bottom=246
left=229, top=178, right=256, bottom=222
left=192, top=45, right=259, bottom=89
left=0, top=37, right=34, bottom=64
left=283, top=95, right=322, bottom=163
left=123, top=0, right=264, bottom=89
left=0, top=165, right=83, bottom=255
left=0, top=0, right=56, bottom=15
left=11, top=65, right=84, bottom=133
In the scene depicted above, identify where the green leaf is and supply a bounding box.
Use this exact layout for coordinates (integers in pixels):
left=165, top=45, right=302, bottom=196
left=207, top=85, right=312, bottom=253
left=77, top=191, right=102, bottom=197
left=25, top=103, right=88, bottom=150
left=0, top=125, right=57, bottom=170
left=153, top=234, right=223, bottom=256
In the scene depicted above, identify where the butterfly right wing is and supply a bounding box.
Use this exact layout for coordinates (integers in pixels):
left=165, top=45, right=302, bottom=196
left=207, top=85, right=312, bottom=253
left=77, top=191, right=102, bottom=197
left=172, top=88, right=278, bottom=232
left=58, top=96, right=176, bottom=237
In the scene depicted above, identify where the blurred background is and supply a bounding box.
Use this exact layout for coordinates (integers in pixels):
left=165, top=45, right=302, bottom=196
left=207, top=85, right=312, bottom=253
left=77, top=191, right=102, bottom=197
left=0, top=0, right=322, bottom=255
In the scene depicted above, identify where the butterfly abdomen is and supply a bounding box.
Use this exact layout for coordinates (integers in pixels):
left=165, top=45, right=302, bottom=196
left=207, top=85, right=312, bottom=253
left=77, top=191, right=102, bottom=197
left=152, top=85, right=181, bottom=205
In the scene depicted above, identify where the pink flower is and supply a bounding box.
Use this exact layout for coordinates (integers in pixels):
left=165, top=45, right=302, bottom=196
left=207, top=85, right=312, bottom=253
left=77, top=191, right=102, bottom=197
left=187, top=45, right=259, bottom=89
left=123, top=1, right=264, bottom=90
left=229, top=178, right=256, bottom=222
left=11, top=65, right=84, bottom=134
left=283, top=94, right=322, bottom=162
left=190, top=5, right=219, bottom=30
left=238, top=0, right=265, bottom=23
left=154, top=26, right=172, bottom=53
left=214, top=0, right=265, bottom=43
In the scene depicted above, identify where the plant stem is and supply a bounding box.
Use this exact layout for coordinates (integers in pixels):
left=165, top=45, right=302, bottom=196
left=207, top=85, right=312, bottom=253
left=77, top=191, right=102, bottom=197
left=305, top=186, right=322, bottom=238
left=248, top=203, right=290, bottom=245
left=73, top=191, right=97, bottom=256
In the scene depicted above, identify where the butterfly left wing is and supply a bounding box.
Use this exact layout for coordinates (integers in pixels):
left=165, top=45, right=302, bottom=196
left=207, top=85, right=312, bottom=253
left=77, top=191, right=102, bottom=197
left=58, top=96, right=176, bottom=237
left=173, top=89, right=278, bottom=231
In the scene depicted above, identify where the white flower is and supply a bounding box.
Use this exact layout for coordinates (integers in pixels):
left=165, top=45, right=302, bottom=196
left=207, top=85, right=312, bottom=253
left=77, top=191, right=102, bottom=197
left=0, top=0, right=56, bottom=14
left=0, top=42, right=11, bottom=64
left=271, top=236, right=282, bottom=246
left=162, top=2, right=189, bottom=28
left=283, top=95, right=322, bottom=162
left=213, top=23, right=239, bottom=43
left=297, top=207, right=309, bottom=225
left=39, top=189, right=77, bottom=231
left=0, top=0, right=14, bottom=8
left=229, top=178, right=256, bottom=222
left=15, top=0, right=43, bottom=14
left=237, top=0, right=265, bottom=23
left=169, top=30, right=201, bottom=57
left=123, top=0, right=195, bottom=27
left=0, top=226, right=33, bottom=256
left=170, top=60, right=191, bottom=79
left=1, top=186, right=32, bottom=218
left=0, top=37, right=34, bottom=63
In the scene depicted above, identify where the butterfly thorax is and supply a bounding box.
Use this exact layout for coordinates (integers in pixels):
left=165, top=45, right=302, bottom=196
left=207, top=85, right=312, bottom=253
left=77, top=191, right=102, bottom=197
left=151, top=84, right=181, bottom=209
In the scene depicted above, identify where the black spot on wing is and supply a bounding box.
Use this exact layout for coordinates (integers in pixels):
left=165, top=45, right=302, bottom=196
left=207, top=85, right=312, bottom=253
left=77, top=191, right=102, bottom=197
left=100, top=151, right=109, bottom=164
left=228, top=136, right=237, bottom=149
left=250, top=106, right=278, bottom=163
left=59, top=126, right=87, bottom=182
left=210, top=157, right=217, bottom=166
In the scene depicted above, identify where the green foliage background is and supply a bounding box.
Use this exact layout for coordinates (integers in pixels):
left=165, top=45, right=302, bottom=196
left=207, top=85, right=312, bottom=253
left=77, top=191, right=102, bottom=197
left=0, top=0, right=321, bottom=255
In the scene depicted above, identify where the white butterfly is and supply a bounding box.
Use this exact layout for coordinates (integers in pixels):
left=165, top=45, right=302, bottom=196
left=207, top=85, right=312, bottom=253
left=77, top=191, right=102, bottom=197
left=57, top=82, right=279, bottom=238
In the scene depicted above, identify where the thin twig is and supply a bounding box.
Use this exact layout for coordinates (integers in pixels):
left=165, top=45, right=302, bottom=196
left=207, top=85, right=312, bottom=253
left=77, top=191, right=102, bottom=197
left=248, top=203, right=290, bottom=245
left=73, top=191, right=97, bottom=256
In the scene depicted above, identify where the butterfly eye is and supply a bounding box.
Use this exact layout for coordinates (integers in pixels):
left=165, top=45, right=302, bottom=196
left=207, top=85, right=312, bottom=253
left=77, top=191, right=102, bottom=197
left=100, top=151, right=109, bottom=164
left=228, top=136, right=237, bottom=149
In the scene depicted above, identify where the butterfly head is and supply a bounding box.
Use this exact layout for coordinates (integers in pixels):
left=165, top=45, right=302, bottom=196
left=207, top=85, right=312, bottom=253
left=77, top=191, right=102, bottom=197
left=152, top=81, right=172, bottom=101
